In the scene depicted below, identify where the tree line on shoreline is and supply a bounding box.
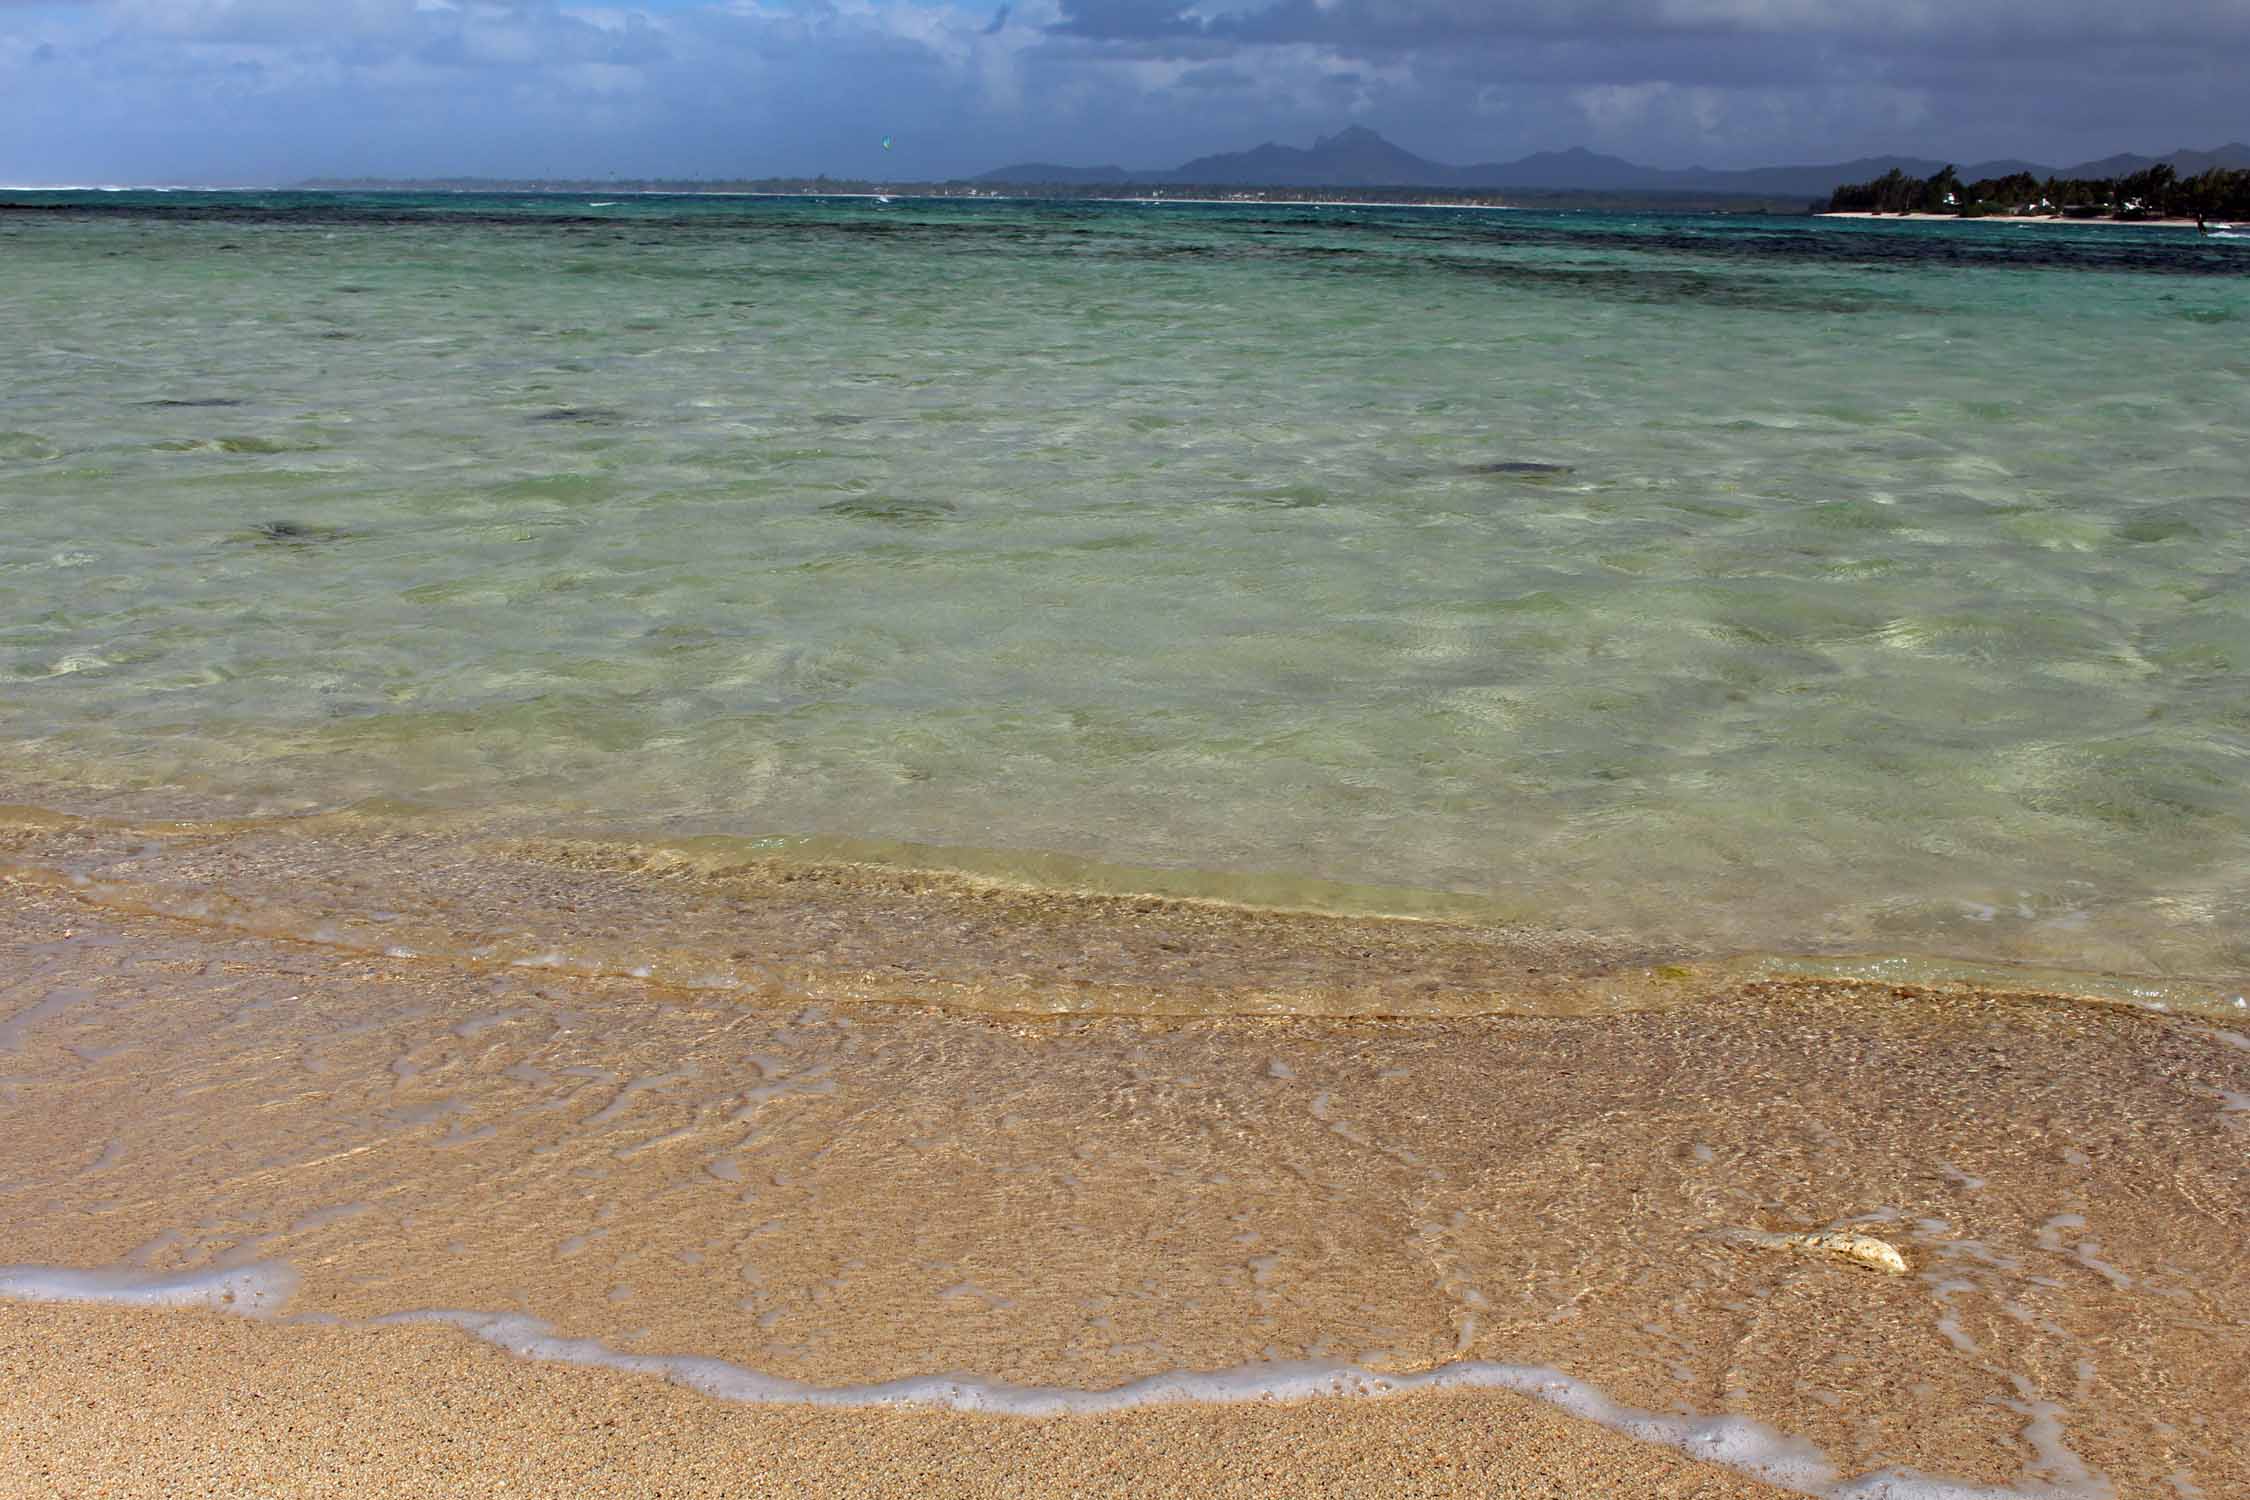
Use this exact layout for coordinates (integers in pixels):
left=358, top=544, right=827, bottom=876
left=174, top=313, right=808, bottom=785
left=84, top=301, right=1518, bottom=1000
left=1827, top=162, right=2250, bottom=220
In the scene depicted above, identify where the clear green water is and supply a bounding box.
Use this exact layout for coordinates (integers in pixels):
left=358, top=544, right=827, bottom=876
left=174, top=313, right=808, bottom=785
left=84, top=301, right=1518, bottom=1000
left=3, top=192, right=2248, bottom=982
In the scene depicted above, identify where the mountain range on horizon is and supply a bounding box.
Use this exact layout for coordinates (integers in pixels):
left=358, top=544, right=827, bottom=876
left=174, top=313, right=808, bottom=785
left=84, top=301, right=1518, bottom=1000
left=977, top=126, right=2250, bottom=198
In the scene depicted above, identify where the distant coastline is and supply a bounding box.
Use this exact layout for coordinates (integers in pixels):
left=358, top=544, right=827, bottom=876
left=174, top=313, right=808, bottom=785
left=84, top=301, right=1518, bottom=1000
left=1817, top=210, right=2209, bottom=229
left=277, top=133, right=2250, bottom=221
left=286, top=177, right=1808, bottom=214
left=1823, top=160, right=2248, bottom=226
left=15, top=130, right=2245, bottom=225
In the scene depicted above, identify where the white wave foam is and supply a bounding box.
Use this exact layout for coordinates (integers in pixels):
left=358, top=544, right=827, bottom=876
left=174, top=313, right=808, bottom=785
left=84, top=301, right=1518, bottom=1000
left=0, top=1261, right=298, bottom=1314
left=374, top=1309, right=1847, bottom=1487
left=0, top=1260, right=2107, bottom=1498
left=378, top=1312, right=2108, bottom=1498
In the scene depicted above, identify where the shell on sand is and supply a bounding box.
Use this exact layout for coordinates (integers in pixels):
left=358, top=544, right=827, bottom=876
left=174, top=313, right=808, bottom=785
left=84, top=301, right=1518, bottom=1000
left=1733, top=1228, right=1911, bottom=1276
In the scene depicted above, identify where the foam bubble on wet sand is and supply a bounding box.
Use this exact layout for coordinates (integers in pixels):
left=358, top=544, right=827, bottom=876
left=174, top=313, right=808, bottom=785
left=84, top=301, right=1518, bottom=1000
left=0, top=1261, right=298, bottom=1314
left=0, top=1258, right=2110, bottom=1500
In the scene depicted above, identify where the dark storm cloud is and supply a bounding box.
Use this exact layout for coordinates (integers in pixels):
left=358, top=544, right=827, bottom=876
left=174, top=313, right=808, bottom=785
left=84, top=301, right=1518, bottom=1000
left=1051, top=0, right=2250, bottom=52
left=1021, top=0, right=2250, bottom=168
left=1177, top=61, right=1255, bottom=88
left=0, top=0, right=2243, bottom=185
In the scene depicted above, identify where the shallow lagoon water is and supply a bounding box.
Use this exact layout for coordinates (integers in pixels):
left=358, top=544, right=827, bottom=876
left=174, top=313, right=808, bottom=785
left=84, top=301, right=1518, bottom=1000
left=3, top=192, right=2247, bottom=987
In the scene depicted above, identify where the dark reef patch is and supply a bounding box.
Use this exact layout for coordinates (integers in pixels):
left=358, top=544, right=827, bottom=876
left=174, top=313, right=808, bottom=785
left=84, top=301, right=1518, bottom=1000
left=243, top=520, right=352, bottom=547
left=9, top=194, right=2243, bottom=281
left=529, top=406, right=627, bottom=425
left=1462, top=461, right=1574, bottom=477
left=817, top=496, right=957, bottom=525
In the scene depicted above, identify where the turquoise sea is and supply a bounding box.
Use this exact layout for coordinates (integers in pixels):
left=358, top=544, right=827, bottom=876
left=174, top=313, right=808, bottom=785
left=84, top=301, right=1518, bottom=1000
left=3, top=190, right=2247, bottom=992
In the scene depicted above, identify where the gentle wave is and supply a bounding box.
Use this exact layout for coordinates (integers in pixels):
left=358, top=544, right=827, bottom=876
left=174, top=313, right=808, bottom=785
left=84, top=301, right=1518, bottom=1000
left=2, top=798, right=2242, bottom=1021
left=0, top=1259, right=2094, bottom=1499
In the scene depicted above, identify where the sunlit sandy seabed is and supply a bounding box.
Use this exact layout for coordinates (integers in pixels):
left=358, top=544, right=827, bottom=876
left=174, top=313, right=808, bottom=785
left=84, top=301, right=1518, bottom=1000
left=1, top=193, right=2248, bottom=1495
left=3, top=192, right=2248, bottom=982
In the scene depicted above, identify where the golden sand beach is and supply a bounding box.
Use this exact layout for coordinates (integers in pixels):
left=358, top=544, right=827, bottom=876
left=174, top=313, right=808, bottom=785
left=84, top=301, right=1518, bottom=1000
left=1, top=801, right=2245, bottom=1497
left=0, top=1303, right=1794, bottom=1499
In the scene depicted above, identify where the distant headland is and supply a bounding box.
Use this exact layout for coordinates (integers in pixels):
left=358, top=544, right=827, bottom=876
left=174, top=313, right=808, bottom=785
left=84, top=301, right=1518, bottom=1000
left=294, top=128, right=2250, bottom=217
left=966, top=129, right=2250, bottom=202
left=1822, top=160, right=2250, bottom=225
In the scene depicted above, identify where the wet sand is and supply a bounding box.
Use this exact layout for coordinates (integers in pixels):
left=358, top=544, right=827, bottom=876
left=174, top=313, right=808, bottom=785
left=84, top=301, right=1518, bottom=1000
left=0, top=1302, right=1789, bottom=1499
left=2, top=812, right=2247, bottom=1496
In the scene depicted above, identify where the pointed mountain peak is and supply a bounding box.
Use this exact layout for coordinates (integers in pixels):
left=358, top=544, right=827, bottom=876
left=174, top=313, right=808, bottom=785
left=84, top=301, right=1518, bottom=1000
left=1315, top=125, right=1391, bottom=150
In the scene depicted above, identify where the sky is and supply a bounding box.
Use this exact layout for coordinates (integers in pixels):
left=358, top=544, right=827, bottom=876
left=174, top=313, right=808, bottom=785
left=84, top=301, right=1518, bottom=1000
left=2, top=0, right=2246, bottom=184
